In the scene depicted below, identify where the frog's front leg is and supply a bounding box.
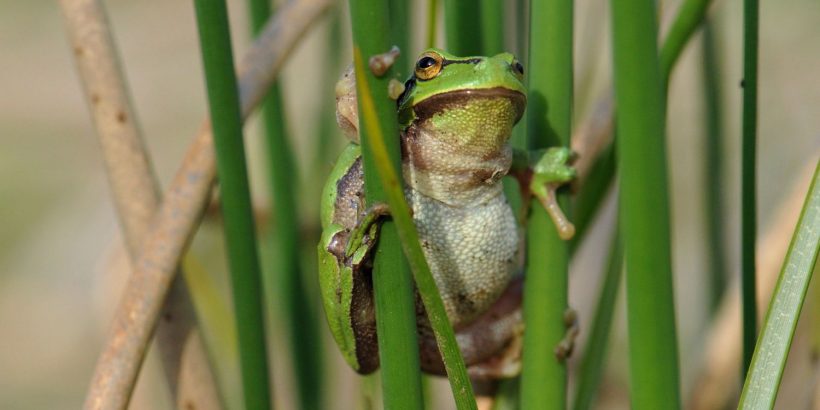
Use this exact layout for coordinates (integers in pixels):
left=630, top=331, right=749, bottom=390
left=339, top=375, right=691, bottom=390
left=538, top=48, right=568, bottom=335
left=511, top=147, right=577, bottom=240
left=344, top=203, right=390, bottom=259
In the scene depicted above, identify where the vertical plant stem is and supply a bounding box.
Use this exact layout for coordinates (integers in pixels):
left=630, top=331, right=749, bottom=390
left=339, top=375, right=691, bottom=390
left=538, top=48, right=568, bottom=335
left=426, top=0, right=438, bottom=48
left=521, top=0, right=573, bottom=407
left=389, top=0, right=411, bottom=72
left=658, top=0, right=712, bottom=88
left=313, top=9, right=343, bottom=183
left=480, top=0, right=504, bottom=55
left=245, top=1, right=324, bottom=408
left=193, top=1, right=271, bottom=408
left=347, top=1, right=424, bottom=408
left=741, top=0, right=759, bottom=378
left=444, top=0, right=482, bottom=55
left=701, top=19, right=727, bottom=314
left=739, top=161, right=820, bottom=409
left=573, top=229, right=623, bottom=410
left=610, top=0, right=681, bottom=407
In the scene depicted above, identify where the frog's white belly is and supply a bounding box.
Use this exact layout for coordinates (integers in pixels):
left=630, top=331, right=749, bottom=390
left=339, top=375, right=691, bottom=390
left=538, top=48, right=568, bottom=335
left=406, top=187, right=519, bottom=328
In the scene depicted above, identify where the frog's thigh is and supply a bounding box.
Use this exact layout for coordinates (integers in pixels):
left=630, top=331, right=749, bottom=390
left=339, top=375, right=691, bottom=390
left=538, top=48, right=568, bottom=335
left=418, top=277, right=523, bottom=378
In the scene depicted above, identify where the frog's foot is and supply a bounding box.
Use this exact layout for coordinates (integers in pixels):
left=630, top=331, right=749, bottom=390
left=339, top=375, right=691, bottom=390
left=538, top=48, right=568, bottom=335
left=467, top=321, right=524, bottom=380
left=554, top=307, right=579, bottom=361
left=344, top=203, right=390, bottom=258
left=529, top=147, right=577, bottom=240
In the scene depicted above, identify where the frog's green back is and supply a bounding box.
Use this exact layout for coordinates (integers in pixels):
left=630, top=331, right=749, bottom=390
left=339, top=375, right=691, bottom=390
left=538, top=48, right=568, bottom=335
left=319, top=144, right=362, bottom=228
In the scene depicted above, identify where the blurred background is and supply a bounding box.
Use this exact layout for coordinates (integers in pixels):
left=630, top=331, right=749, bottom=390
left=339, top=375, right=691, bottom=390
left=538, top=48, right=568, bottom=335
left=1, top=0, right=818, bottom=408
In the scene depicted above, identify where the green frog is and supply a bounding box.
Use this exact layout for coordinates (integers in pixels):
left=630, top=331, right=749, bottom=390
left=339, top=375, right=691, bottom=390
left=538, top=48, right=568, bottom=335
left=318, top=48, right=576, bottom=378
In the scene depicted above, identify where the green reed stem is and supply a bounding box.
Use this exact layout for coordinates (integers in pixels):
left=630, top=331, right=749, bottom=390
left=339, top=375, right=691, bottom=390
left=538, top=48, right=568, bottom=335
left=659, top=0, right=712, bottom=87
left=521, top=0, right=573, bottom=407
left=193, top=1, right=271, bottom=408
left=427, top=0, right=439, bottom=48
left=571, top=0, right=713, bottom=248
left=480, top=0, right=504, bottom=55
left=389, top=0, right=411, bottom=72
left=700, top=19, right=727, bottom=314
left=349, top=25, right=478, bottom=410
left=611, top=0, right=681, bottom=407
left=741, top=0, right=759, bottom=378
left=245, top=1, right=324, bottom=408
left=573, top=229, right=623, bottom=410
left=739, top=161, right=820, bottom=409
left=444, top=0, right=482, bottom=55
left=347, top=2, right=423, bottom=408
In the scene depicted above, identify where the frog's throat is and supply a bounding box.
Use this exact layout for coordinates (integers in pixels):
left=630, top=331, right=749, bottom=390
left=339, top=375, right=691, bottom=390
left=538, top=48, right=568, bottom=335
left=401, top=126, right=513, bottom=207
left=411, top=87, right=526, bottom=124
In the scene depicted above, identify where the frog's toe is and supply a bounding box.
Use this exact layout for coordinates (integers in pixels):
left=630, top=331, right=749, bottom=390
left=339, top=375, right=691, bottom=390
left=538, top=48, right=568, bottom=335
left=554, top=307, right=580, bottom=361
left=533, top=148, right=578, bottom=185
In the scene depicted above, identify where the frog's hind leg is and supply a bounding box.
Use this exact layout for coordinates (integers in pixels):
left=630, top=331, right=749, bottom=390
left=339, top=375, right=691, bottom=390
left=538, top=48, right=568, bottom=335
left=417, top=278, right=525, bottom=379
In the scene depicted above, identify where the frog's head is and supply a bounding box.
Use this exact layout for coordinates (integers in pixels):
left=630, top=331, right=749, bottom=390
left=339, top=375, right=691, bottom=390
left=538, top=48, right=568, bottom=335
left=397, top=48, right=526, bottom=151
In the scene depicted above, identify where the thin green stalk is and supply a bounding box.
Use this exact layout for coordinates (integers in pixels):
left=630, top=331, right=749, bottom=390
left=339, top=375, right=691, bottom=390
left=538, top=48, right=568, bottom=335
left=610, top=0, right=681, bottom=407
left=571, top=142, right=616, bottom=253
left=521, top=0, right=573, bottom=407
left=444, top=0, right=482, bottom=55
left=480, top=0, right=504, bottom=55
left=313, top=9, right=343, bottom=186
left=193, top=1, right=271, bottom=408
left=389, top=0, right=410, bottom=73
left=658, top=0, right=712, bottom=87
left=350, top=43, right=477, bottom=410
left=571, top=0, right=713, bottom=249
left=573, top=229, right=623, bottom=410
left=347, top=2, right=424, bottom=409
left=739, top=161, right=820, bottom=409
left=245, top=1, right=323, bottom=409
left=701, top=19, right=727, bottom=314
left=426, top=0, right=438, bottom=48
left=741, top=0, right=759, bottom=378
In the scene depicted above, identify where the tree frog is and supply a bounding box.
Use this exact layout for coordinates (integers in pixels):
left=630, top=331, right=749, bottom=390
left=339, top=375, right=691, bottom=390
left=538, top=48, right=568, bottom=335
left=318, top=48, right=576, bottom=377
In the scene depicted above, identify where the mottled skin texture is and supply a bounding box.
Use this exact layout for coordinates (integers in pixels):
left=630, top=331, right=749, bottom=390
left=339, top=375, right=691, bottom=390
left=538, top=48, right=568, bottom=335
left=319, top=49, right=529, bottom=377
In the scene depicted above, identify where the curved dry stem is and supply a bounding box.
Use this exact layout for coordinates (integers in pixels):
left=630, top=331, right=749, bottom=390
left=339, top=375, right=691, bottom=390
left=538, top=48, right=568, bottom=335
left=80, top=0, right=332, bottom=408
left=688, top=157, right=819, bottom=410
left=59, top=1, right=221, bottom=408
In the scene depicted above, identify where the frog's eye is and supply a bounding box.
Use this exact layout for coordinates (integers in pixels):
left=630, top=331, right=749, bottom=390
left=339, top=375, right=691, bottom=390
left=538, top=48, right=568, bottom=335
left=512, top=60, right=525, bottom=79
left=415, top=52, right=444, bottom=80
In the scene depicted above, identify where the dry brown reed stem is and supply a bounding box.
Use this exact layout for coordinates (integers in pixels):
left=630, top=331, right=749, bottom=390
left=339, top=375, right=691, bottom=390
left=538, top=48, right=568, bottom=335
left=81, top=0, right=333, bottom=408
left=60, top=1, right=222, bottom=408
left=687, top=158, right=819, bottom=410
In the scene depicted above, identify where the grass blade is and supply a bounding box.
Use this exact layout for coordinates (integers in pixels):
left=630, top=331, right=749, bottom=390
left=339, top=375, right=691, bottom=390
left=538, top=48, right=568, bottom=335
left=347, top=1, right=424, bottom=408
left=610, top=0, right=681, bottom=407
left=521, top=0, right=573, bottom=407
left=741, top=0, right=760, bottom=377
left=193, top=1, right=271, bottom=407
left=739, top=161, right=820, bottom=408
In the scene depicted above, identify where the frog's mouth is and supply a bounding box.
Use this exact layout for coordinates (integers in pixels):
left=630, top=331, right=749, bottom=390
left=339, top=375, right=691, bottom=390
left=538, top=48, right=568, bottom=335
left=412, top=87, right=527, bottom=124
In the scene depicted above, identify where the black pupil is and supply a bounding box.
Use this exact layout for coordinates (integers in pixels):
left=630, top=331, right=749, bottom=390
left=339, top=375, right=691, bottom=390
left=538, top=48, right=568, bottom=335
left=514, top=61, right=524, bottom=75
left=418, top=56, right=436, bottom=69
